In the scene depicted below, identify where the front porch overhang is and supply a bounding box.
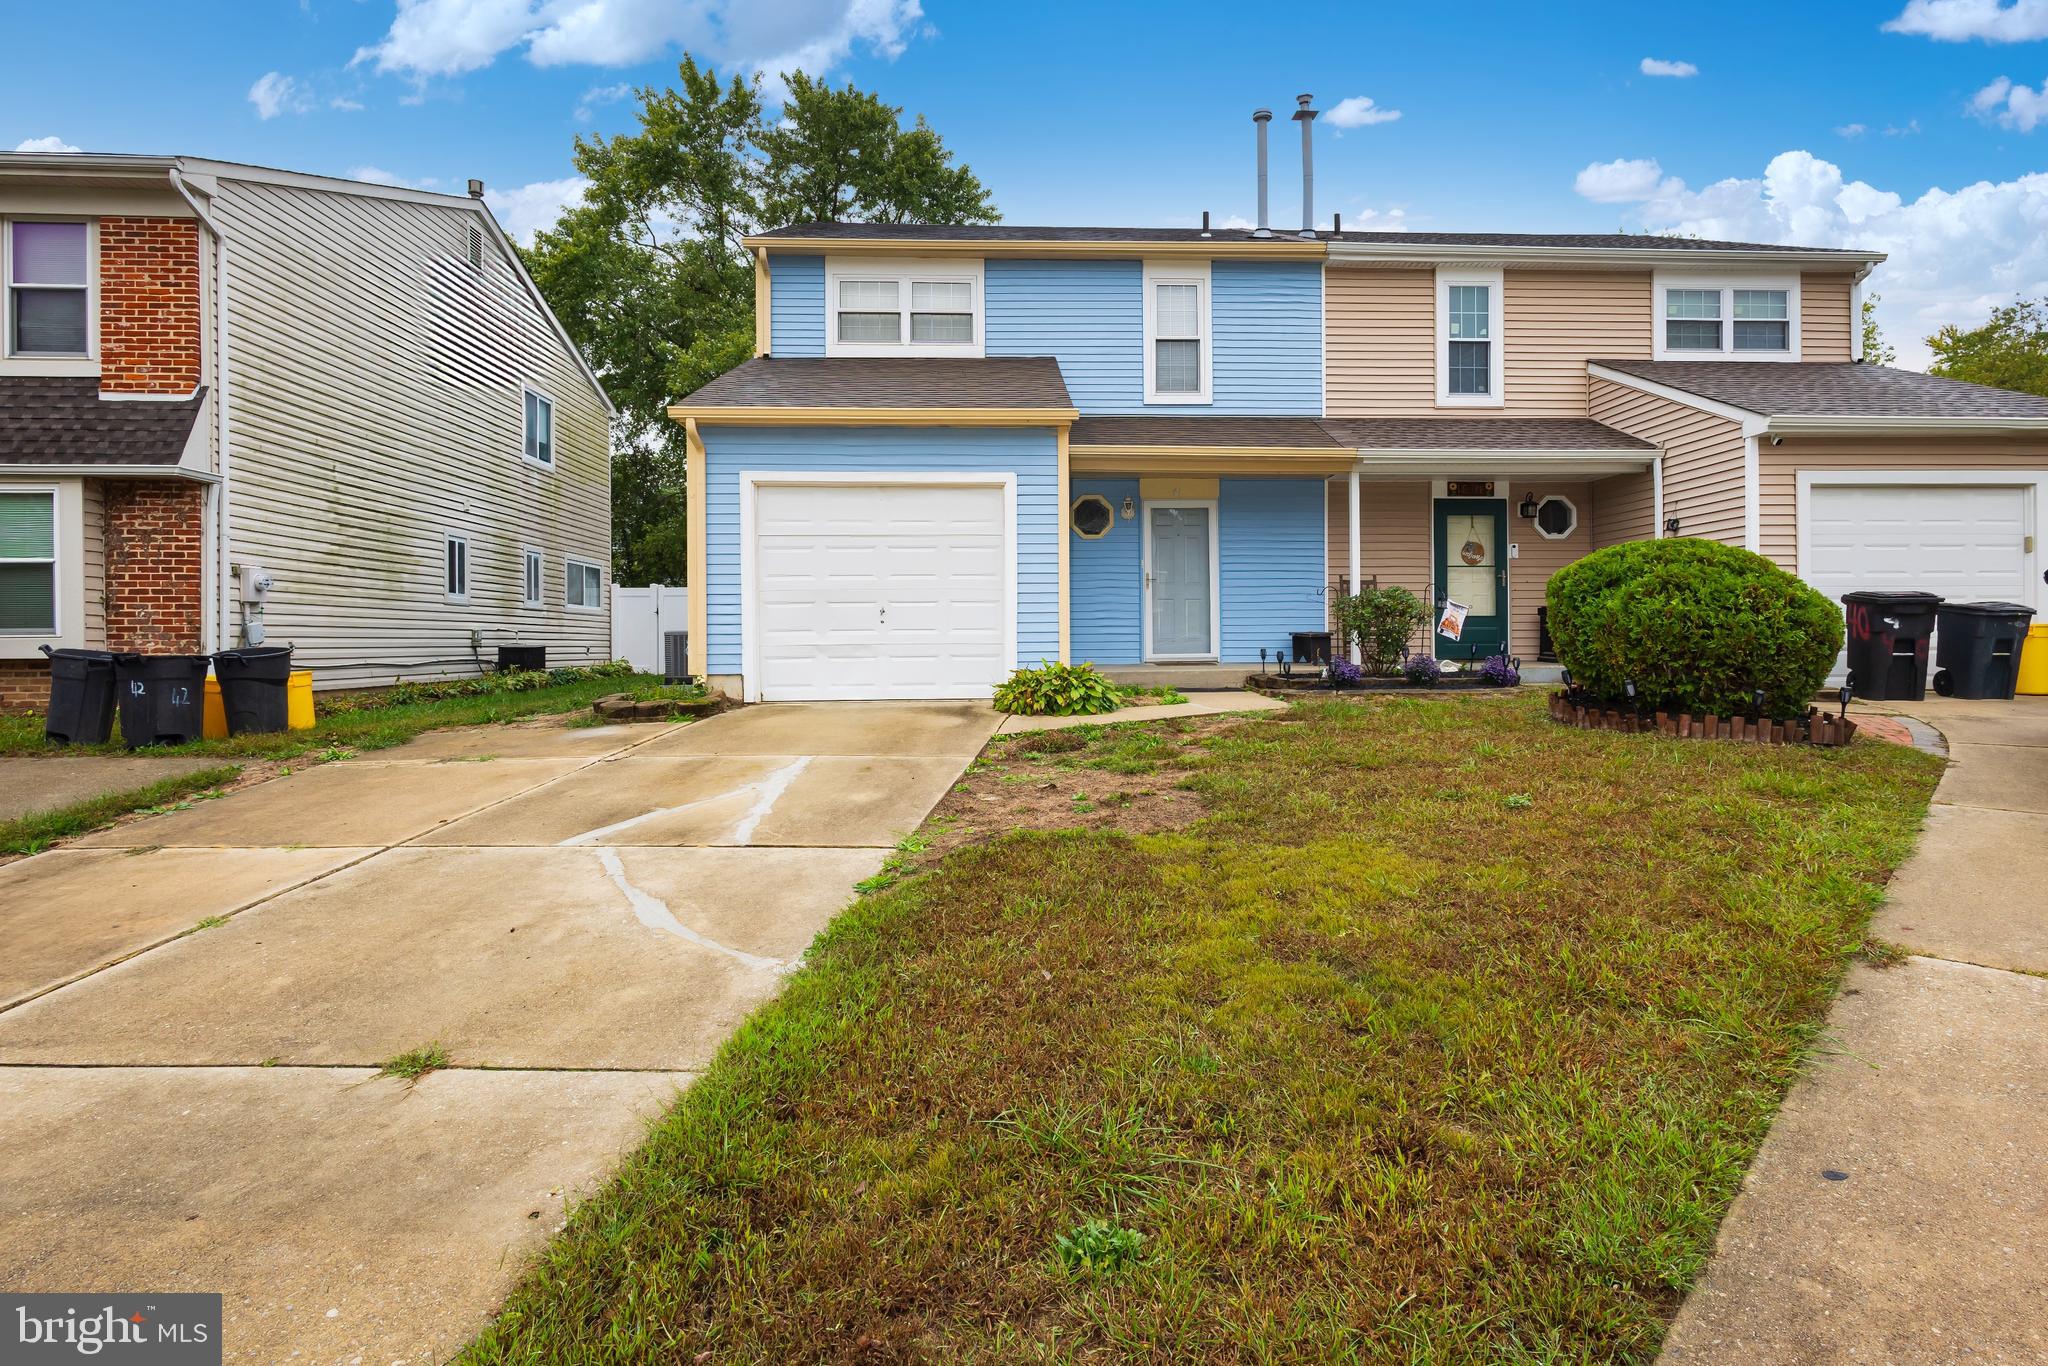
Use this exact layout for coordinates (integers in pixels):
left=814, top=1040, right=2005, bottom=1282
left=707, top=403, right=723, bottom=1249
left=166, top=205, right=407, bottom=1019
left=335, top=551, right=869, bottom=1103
left=1348, top=450, right=1655, bottom=479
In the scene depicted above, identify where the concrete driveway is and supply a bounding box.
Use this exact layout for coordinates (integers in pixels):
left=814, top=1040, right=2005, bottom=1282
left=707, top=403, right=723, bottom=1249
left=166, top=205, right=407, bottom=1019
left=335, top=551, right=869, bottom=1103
left=1662, top=695, right=2048, bottom=1364
left=0, top=701, right=995, bottom=1362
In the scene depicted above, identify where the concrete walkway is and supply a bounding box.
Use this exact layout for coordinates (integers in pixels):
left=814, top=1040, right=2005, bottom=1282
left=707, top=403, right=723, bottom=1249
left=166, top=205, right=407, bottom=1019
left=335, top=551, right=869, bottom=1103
left=0, top=753, right=227, bottom=823
left=0, top=702, right=995, bottom=1362
left=1661, top=696, right=2048, bottom=1365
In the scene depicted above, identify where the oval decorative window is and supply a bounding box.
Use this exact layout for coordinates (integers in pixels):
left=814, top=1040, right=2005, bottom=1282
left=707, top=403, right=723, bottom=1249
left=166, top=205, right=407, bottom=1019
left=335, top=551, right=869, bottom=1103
left=1071, top=493, right=1114, bottom=539
left=1534, top=495, right=1578, bottom=540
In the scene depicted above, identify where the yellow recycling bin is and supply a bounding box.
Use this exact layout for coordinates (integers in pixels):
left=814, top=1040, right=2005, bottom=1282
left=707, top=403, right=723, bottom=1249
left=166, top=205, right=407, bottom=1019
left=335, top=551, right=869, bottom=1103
left=203, top=668, right=316, bottom=734
left=202, top=675, right=229, bottom=739
left=2020, top=623, right=2048, bottom=696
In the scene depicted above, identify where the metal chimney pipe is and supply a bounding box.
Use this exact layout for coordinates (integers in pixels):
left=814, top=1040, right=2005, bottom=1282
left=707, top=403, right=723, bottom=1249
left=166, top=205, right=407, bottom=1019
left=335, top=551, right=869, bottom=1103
left=1252, top=109, right=1273, bottom=237
left=1292, top=94, right=1317, bottom=237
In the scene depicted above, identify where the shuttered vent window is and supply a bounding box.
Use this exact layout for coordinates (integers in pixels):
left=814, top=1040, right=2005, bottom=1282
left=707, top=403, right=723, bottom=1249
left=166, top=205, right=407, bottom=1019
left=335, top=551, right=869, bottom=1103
left=1446, top=284, right=1492, bottom=395
left=0, top=490, right=57, bottom=633
left=910, top=280, right=973, bottom=342
left=8, top=221, right=89, bottom=357
left=837, top=279, right=901, bottom=343
left=1733, top=289, right=1790, bottom=351
left=1665, top=289, right=1723, bottom=351
left=1152, top=282, right=1202, bottom=394
left=522, top=548, right=542, bottom=606
left=444, top=535, right=468, bottom=602
left=566, top=558, right=603, bottom=610
left=466, top=224, right=484, bottom=271
left=523, top=389, right=553, bottom=466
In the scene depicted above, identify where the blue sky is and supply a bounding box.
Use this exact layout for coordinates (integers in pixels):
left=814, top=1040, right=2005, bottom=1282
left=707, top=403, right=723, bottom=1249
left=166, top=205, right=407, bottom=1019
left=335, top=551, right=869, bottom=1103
left=9, top=0, right=2048, bottom=364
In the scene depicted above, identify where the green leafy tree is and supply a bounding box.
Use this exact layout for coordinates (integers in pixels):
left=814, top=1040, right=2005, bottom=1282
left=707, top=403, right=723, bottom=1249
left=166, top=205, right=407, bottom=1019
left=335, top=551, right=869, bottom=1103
left=1860, top=291, right=1896, bottom=367
left=520, top=59, right=996, bottom=584
left=1926, top=298, right=2048, bottom=397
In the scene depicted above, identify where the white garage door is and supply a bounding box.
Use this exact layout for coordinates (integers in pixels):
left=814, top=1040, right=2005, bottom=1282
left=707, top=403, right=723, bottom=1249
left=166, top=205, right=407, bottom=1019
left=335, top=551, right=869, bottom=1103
left=1805, top=481, right=2035, bottom=680
left=751, top=481, right=1010, bottom=701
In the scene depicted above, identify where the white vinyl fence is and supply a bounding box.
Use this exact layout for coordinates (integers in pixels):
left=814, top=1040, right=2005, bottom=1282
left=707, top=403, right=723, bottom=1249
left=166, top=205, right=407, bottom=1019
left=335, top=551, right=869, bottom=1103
left=611, top=584, right=688, bottom=676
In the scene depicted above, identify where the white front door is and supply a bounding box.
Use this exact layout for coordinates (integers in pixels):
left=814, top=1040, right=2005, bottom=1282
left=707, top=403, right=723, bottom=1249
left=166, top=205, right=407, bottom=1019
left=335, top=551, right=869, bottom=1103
left=1144, top=502, right=1217, bottom=659
left=1805, top=480, right=2036, bottom=680
left=751, top=481, right=1010, bottom=701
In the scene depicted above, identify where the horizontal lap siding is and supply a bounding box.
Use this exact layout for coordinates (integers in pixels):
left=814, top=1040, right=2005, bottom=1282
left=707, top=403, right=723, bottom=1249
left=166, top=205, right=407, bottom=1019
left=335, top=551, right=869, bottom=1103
left=1507, top=481, right=1594, bottom=657
left=1326, top=269, right=1435, bottom=414
left=1589, top=377, right=1746, bottom=546
left=1324, top=479, right=1434, bottom=656
left=1761, top=436, right=2048, bottom=574
left=1218, top=479, right=1327, bottom=659
left=1069, top=477, right=1141, bottom=665
left=768, top=254, right=825, bottom=357
left=1801, top=274, right=1854, bottom=362
left=701, top=426, right=1060, bottom=674
left=985, top=260, right=1142, bottom=412
left=1591, top=471, right=1655, bottom=548
left=1210, top=263, right=1322, bottom=414
left=214, top=179, right=612, bottom=688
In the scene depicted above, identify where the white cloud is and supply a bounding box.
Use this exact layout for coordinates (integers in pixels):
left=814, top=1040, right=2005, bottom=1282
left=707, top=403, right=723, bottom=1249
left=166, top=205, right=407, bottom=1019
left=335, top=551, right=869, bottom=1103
left=1972, top=74, right=2048, bottom=129
left=487, top=175, right=591, bottom=243
left=1639, top=57, right=1698, bottom=78
left=1573, top=156, right=1669, bottom=203
left=1883, top=0, right=2048, bottom=42
left=1573, top=146, right=2048, bottom=367
left=331, top=96, right=366, bottom=112
left=1324, top=95, right=1402, bottom=130
left=248, top=71, right=316, bottom=119
left=347, top=165, right=442, bottom=189
left=575, top=80, right=635, bottom=119
left=1837, top=122, right=1869, bottom=137
left=13, top=135, right=81, bottom=153
left=353, top=0, right=926, bottom=94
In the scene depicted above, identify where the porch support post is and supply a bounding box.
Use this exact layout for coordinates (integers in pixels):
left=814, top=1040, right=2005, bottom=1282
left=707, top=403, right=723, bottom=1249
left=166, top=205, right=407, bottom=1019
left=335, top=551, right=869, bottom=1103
left=1056, top=423, right=1071, bottom=663
left=1346, top=466, right=1362, bottom=663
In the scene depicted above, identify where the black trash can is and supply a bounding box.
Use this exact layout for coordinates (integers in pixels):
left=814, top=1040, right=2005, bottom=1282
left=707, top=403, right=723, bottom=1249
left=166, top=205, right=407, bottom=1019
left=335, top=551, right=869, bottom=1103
left=212, top=645, right=295, bottom=734
left=40, top=646, right=118, bottom=745
left=1933, top=601, right=2037, bottom=700
left=1841, top=590, right=1944, bottom=701
left=113, top=654, right=211, bottom=748
left=1290, top=631, right=1333, bottom=666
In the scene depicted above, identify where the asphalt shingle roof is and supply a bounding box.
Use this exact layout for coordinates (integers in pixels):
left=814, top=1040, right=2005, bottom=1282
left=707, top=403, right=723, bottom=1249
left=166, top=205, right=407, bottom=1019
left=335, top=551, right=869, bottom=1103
left=679, top=356, right=1074, bottom=409
left=0, top=377, right=206, bottom=466
left=1070, top=415, right=1343, bottom=448
left=1318, top=417, right=1654, bottom=451
left=754, top=222, right=1873, bottom=255
left=1592, top=360, right=2048, bottom=418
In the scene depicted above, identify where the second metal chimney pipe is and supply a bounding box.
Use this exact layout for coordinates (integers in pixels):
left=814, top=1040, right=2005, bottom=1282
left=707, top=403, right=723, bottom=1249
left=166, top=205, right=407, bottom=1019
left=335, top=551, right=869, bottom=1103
left=1252, top=108, right=1273, bottom=237
left=1292, top=93, right=1317, bottom=238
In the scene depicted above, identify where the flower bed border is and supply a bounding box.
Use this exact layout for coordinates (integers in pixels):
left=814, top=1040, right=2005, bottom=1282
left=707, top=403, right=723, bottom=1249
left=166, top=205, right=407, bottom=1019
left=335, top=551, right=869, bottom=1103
left=1548, top=691, right=1857, bottom=747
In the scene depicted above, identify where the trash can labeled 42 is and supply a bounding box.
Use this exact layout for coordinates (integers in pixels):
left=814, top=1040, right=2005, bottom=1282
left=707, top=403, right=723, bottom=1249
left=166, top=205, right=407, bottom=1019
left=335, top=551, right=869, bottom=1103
left=114, top=654, right=211, bottom=748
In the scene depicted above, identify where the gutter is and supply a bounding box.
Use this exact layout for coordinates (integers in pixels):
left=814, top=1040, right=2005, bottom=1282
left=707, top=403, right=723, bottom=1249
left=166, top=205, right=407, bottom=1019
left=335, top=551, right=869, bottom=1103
left=0, top=464, right=220, bottom=482
left=168, top=165, right=234, bottom=652
left=1763, top=414, right=2048, bottom=436
left=1327, top=241, right=1887, bottom=271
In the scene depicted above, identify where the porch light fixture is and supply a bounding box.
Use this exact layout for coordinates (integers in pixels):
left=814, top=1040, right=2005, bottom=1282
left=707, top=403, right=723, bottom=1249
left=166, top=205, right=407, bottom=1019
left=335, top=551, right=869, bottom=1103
left=1121, top=496, right=1136, bottom=520
left=1518, top=493, right=1540, bottom=519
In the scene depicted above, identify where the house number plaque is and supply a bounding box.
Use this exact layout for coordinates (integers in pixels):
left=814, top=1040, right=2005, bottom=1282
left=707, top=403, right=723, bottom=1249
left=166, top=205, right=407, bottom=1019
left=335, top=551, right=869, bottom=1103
left=1446, top=481, right=1495, bottom=497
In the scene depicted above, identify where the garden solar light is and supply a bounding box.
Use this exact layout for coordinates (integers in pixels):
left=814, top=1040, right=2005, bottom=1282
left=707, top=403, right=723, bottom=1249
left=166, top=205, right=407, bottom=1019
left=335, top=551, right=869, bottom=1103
left=1838, top=684, right=1852, bottom=719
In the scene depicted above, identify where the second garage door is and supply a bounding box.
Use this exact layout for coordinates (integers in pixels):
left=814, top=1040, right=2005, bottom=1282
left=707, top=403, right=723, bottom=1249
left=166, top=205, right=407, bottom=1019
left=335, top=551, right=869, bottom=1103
left=751, top=481, right=1010, bottom=701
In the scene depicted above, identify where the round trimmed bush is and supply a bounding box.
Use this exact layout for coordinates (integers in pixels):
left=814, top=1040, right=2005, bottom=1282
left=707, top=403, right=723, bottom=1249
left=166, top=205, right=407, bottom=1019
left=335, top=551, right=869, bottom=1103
left=1546, top=539, right=1843, bottom=720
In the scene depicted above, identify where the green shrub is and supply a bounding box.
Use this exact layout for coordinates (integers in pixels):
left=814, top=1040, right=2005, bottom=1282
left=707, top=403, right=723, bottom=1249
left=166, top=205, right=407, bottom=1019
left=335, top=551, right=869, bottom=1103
left=993, top=661, right=1124, bottom=716
left=1546, top=539, right=1842, bottom=720
left=1332, top=586, right=1428, bottom=674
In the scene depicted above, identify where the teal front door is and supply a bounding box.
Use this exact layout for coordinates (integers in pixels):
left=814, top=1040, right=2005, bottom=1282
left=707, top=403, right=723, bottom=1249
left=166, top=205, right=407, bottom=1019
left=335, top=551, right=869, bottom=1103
left=1434, top=498, right=1509, bottom=660
left=1147, top=504, right=1214, bottom=657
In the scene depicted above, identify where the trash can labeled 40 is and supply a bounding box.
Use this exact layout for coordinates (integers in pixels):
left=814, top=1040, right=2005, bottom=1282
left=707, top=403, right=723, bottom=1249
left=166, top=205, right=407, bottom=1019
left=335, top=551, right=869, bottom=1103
left=1841, top=590, right=1943, bottom=701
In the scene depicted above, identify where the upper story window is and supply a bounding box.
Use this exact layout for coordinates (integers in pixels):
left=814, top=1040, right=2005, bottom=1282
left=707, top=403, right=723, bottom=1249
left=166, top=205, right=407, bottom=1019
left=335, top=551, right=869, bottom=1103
left=824, top=258, right=984, bottom=357
left=523, top=387, right=554, bottom=467
left=1654, top=274, right=1798, bottom=361
left=6, top=221, right=91, bottom=358
left=1143, top=261, right=1211, bottom=405
left=1436, top=267, right=1504, bottom=407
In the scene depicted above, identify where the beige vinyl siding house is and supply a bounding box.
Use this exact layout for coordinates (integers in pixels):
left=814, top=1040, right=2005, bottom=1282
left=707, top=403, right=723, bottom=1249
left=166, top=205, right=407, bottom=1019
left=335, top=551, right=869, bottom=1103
left=1589, top=470, right=1656, bottom=549
left=208, top=171, right=612, bottom=687
left=1589, top=375, right=1747, bottom=545
left=1800, top=274, right=1854, bottom=362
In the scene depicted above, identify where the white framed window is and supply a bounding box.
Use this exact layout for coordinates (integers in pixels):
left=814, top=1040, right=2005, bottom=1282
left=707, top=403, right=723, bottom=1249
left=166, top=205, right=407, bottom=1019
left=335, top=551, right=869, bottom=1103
left=521, top=546, right=542, bottom=606
left=522, top=387, right=554, bottom=467
left=1143, top=260, right=1212, bottom=405
left=1653, top=273, right=1800, bottom=361
left=444, top=534, right=469, bottom=602
left=1532, top=494, right=1578, bottom=541
left=565, top=556, right=603, bottom=612
left=824, top=257, right=984, bottom=356
left=1435, top=267, right=1504, bottom=407
left=4, top=219, right=94, bottom=360
left=0, top=487, right=58, bottom=634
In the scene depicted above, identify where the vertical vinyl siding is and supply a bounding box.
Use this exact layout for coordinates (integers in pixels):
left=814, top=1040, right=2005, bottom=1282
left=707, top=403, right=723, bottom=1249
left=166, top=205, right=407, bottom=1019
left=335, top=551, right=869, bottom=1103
left=768, top=254, right=825, bottom=357
left=1218, top=478, right=1326, bottom=659
left=1326, top=267, right=1654, bottom=417
left=1590, top=471, right=1656, bottom=549
left=1069, top=477, right=1141, bottom=664
left=1210, top=262, right=1322, bottom=414
left=700, top=425, right=1060, bottom=675
left=1590, top=377, right=1747, bottom=546
left=985, top=259, right=1143, bottom=412
left=1759, top=436, right=2048, bottom=573
left=80, top=479, right=106, bottom=649
left=212, top=178, right=612, bottom=688
left=1801, top=274, right=1855, bottom=362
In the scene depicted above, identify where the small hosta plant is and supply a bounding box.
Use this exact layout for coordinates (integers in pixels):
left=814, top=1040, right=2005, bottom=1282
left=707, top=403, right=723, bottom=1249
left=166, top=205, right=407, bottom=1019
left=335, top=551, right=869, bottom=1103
left=1053, top=1218, right=1146, bottom=1278
left=1402, top=653, right=1443, bottom=688
left=993, top=661, right=1124, bottom=716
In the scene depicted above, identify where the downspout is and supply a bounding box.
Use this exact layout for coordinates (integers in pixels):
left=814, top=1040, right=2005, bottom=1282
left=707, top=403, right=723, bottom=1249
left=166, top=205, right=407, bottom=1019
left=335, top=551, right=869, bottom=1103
left=169, top=167, right=232, bottom=651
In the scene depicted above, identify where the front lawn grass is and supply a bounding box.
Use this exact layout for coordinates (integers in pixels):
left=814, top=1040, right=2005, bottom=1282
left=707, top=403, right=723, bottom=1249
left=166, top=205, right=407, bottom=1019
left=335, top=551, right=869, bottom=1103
left=0, top=765, right=242, bottom=857
left=466, top=693, right=1940, bottom=1363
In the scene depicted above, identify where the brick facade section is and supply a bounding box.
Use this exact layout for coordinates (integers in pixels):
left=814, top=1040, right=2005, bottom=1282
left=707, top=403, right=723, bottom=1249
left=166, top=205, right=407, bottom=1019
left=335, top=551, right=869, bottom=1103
left=104, top=481, right=205, bottom=654
left=98, top=217, right=202, bottom=395
left=0, top=659, right=51, bottom=714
